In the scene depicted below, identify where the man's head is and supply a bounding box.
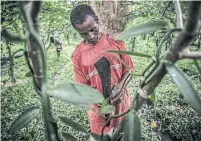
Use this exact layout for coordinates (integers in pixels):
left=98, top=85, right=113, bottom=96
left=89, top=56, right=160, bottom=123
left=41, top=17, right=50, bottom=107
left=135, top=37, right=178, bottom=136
left=70, top=4, right=100, bottom=45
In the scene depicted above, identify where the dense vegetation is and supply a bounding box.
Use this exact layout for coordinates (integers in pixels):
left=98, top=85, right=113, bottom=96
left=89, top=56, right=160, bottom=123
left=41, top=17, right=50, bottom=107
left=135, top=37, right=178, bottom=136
left=1, top=1, right=201, bottom=141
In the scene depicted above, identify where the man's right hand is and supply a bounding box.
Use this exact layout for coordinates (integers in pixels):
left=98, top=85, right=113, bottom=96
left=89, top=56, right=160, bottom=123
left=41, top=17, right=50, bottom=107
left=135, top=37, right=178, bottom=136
left=110, top=83, right=124, bottom=105
left=110, top=72, right=132, bottom=105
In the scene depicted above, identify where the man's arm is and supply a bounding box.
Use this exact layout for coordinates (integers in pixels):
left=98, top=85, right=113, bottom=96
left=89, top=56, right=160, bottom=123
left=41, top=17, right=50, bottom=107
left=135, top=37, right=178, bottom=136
left=110, top=41, right=134, bottom=104
left=110, top=72, right=132, bottom=104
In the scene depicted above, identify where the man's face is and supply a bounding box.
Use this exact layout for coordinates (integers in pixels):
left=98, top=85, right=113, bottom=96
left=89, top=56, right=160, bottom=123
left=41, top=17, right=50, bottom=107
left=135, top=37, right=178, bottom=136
left=75, top=16, right=100, bottom=45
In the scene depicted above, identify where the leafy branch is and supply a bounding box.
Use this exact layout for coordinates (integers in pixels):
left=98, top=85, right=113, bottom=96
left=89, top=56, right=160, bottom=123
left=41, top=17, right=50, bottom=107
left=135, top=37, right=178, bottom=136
left=111, top=2, right=201, bottom=141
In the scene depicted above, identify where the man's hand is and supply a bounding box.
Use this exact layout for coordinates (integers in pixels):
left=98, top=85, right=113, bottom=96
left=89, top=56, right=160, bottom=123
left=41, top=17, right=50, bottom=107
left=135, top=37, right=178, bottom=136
left=110, top=83, right=125, bottom=105
left=110, top=72, right=132, bottom=105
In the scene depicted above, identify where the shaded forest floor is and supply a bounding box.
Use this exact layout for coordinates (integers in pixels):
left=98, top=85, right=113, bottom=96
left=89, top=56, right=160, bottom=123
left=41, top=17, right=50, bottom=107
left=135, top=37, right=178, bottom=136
left=1, top=36, right=201, bottom=141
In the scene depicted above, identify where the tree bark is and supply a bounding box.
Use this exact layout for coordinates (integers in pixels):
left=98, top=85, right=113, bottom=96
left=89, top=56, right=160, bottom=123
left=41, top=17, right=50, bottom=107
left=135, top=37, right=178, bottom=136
left=88, top=1, right=129, bottom=38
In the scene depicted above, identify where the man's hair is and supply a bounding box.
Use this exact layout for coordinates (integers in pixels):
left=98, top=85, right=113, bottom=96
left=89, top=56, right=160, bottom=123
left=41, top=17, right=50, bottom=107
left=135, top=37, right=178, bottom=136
left=70, top=4, right=98, bottom=28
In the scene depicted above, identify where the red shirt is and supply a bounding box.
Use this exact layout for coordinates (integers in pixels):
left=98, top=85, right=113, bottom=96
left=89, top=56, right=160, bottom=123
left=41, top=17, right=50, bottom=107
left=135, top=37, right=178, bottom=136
left=72, top=33, right=134, bottom=135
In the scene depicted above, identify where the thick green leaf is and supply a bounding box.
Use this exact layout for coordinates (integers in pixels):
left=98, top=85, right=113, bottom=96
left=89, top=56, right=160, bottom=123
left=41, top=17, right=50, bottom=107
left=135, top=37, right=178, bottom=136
left=48, top=82, right=104, bottom=105
left=166, top=63, right=201, bottom=115
left=116, top=20, right=168, bottom=40
left=102, top=134, right=112, bottom=141
left=124, top=110, right=141, bottom=141
left=98, top=97, right=109, bottom=116
left=61, top=132, right=77, bottom=141
left=9, top=106, right=40, bottom=134
left=90, top=132, right=101, bottom=141
left=107, top=50, right=152, bottom=58
left=90, top=132, right=111, bottom=141
left=59, top=116, right=87, bottom=134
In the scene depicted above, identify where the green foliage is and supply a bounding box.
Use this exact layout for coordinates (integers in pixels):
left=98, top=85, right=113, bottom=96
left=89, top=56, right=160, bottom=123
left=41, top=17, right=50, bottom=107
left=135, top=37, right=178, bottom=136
left=107, top=50, right=152, bottom=58
left=59, top=116, right=88, bottom=134
left=99, top=105, right=115, bottom=116
left=1, top=1, right=201, bottom=141
left=9, top=106, right=40, bottom=134
left=193, top=59, right=201, bottom=76
left=98, top=97, right=110, bottom=116
left=90, top=132, right=111, bottom=141
left=117, top=20, right=168, bottom=40
left=61, top=132, right=77, bottom=141
left=25, top=71, right=32, bottom=77
left=156, top=28, right=182, bottom=61
left=147, top=92, right=155, bottom=106
left=90, top=132, right=101, bottom=140
left=48, top=82, right=104, bottom=105
left=124, top=110, right=141, bottom=141
left=1, top=29, right=28, bottom=43
left=166, top=63, right=201, bottom=115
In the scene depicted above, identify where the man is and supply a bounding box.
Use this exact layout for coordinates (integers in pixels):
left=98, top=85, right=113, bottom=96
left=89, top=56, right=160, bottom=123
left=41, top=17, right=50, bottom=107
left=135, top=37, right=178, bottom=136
left=70, top=4, right=134, bottom=140
left=49, top=36, right=62, bottom=57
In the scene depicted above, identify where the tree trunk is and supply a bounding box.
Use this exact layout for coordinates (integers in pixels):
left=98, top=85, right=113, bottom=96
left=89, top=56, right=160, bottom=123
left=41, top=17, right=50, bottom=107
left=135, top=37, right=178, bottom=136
left=88, top=1, right=129, bottom=38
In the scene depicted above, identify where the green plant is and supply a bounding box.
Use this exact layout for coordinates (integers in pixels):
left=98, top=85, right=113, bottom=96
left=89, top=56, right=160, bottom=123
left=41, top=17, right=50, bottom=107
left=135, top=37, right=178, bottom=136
left=1, top=1, right=201, bottom=141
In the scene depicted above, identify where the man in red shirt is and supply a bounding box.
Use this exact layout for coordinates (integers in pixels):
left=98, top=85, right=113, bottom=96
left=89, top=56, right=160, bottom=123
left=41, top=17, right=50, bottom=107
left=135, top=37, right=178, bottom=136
left=70, top=4, right=134, bottom=140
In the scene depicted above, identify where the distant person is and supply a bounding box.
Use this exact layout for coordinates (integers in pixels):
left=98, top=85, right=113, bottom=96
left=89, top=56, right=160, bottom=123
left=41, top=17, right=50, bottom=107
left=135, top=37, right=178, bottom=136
left=49, top=36, right=62, bottom=57
left=70, top=4, right=134, bottom=140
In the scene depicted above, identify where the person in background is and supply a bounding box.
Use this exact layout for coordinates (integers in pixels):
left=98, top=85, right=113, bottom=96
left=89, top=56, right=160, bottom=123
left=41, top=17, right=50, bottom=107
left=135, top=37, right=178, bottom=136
left=48, top=36, right=62, bottom=57
left=70, top=4, right=134, bottom=140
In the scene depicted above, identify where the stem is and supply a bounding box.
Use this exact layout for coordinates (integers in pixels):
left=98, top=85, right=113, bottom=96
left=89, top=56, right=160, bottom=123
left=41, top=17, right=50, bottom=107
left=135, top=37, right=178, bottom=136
left=141, top=61, right=159, bottom=87
left=111, top=1, right=201, bottom=140
left=23, top=9, right=47, bottom=84
left=174, top=0, right=184, bottom=28
left=156, top=28, right=182, bottom=62
left=20, top=2, right=60, bottom=140
left=142, top=59, right=155, bottom=76
left=6, top=42, right=15, bottom=83
left=179, top=52, right=201, bottom=59
left=101, top=109, right=130, bottom=141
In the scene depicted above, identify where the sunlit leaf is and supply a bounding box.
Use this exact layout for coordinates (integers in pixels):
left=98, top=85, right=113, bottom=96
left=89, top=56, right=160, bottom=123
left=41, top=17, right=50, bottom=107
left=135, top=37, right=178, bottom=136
left=116, top=20, right=168, bottom=40
left=98, top=97, right=109, bottom=116
left=100, top=105, right=115, bottom=115
left=59, top=116, right=87, bottom=134
left=107, top=50, right=152, bottom=58
left=166, top=63, right=201, bottom=115
left=147, top=92, right=155, bottom=106
left=48, top=82, right=104, bottom=105
left=9, top=106, right=40, bottom=134
left=124, top=110, right=141, bottom=141
left=61, top=132, right=77, bottom=141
